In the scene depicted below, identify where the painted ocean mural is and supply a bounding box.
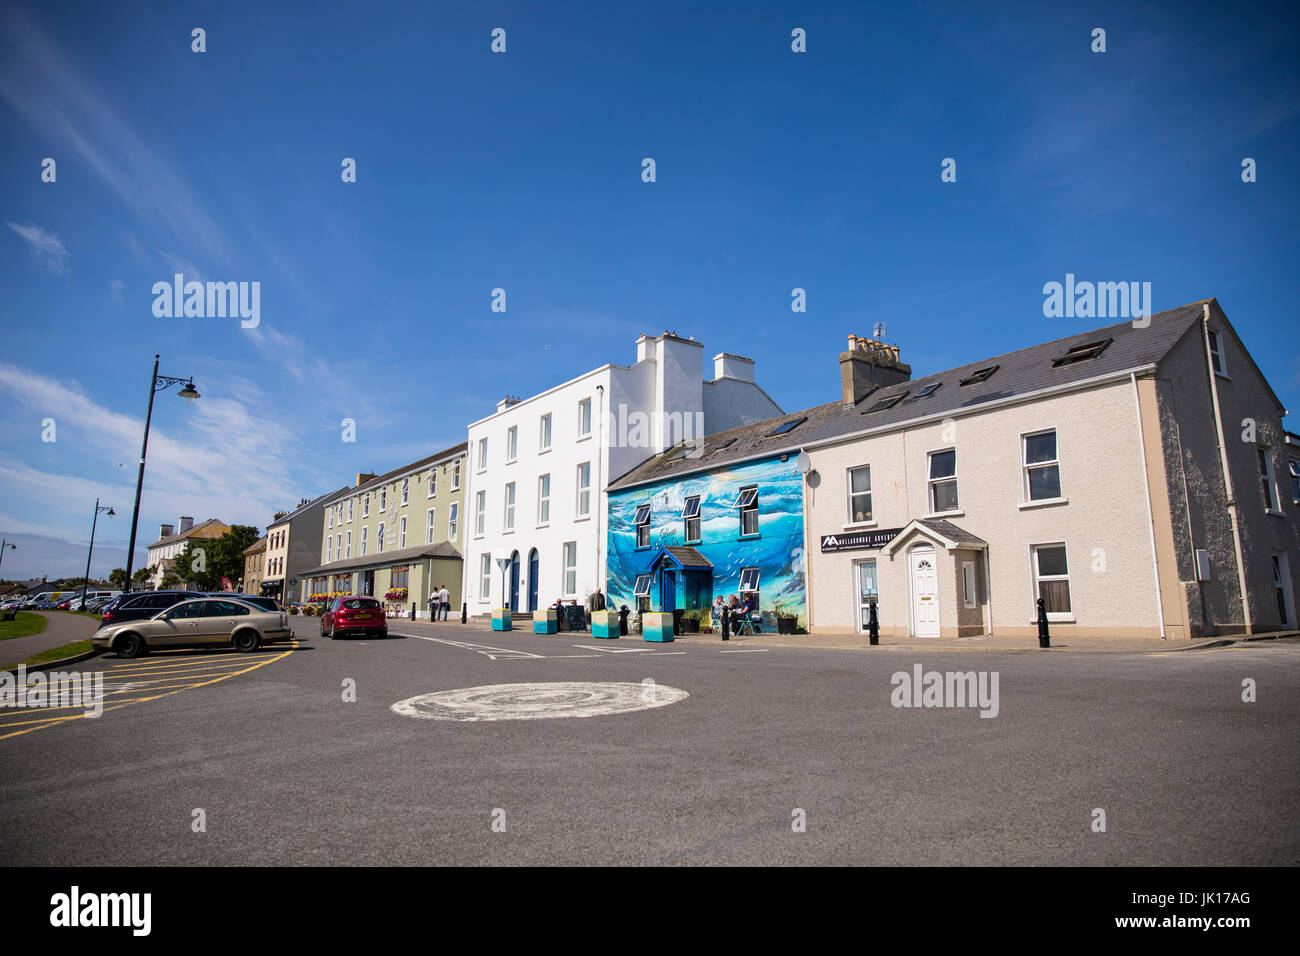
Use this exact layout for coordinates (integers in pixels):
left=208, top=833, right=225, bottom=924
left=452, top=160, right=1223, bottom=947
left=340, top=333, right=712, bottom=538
left=607, top=456, right=806, bottom=629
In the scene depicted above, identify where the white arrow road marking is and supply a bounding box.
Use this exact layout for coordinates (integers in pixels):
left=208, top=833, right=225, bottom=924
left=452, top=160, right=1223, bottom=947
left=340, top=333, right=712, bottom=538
left=412, top=635, right=544, bottom=660
left=573, top=644, right=660, bottom=654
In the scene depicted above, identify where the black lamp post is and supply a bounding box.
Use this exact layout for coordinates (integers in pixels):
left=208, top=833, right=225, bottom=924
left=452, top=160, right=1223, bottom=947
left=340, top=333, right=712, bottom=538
left=81, top=500, right=115, bottom=610
left=0, top=538, right=15, bottom=579
left=123, top=354, right=200, bottom=593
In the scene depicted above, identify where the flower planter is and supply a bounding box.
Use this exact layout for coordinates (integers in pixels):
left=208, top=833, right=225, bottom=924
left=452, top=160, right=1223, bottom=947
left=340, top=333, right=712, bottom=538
left=591, top=610, right=620, bottom=639
left=491, top=608, right=512, bottom=632
left=642, top=611, right=675, bottom=643
left=533, top=610, right=557, bottom=635
left=679, top=617, right=701, bottom=634
left=776, top=616, right=798, bottom=635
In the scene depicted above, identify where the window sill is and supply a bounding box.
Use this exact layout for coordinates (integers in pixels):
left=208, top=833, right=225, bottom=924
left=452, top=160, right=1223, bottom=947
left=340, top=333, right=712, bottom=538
left=1266, top=509, right=1286, bottom=517
left=538, top=447, right=551, bottom=455
left=505, top=459, right=517, bottom=466
left=1019, top=497, right=1068, bottom=510
left=502, top=529, right=515, bottom=535
left=1031, top=615, right=1075, bottom=624
left=536, top=523, right=550, bottom=530
left=843, top=521, right=877, bottom=530
left=574, top=515, right=591, bottom=523
left=924, top=510, right=964, bottom=520
left=1214, top=371, right=1231, bottom=381
left=577, top=434, right=592, bottom=443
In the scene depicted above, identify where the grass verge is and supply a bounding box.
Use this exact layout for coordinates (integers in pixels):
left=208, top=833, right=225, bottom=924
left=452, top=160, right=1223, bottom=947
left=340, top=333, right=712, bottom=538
left=13, top=640, right=95, bottom=668
left=0, top=611, right=48, bottom=641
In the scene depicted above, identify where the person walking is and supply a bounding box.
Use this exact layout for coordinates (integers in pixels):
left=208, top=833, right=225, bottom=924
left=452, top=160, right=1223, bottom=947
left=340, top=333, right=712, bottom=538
left=438, top=584, right=450, bottom=621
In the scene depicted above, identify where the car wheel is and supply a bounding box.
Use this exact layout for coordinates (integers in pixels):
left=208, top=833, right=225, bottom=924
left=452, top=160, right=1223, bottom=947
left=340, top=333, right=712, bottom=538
left=115, top=632, right=145, bottom=659
left=232, top=630, right=260, bottom=653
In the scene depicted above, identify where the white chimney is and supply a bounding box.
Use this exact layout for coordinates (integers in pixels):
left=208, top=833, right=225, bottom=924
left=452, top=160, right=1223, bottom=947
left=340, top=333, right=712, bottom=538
left=712, top=353, right=755, bottom=383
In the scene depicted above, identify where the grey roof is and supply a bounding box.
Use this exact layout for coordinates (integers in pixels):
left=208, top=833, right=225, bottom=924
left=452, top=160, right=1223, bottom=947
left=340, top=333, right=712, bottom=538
left=146, top=518, right=227, bottom=549
left=300, top=540, right=462, bottom=577
left=348, top=442, right=469, bottom=499
left=269, top=487, right=351, bottom=528
left=655, top=546, right=714, bottom=569
left=609, top=301, right=1208, bottom=491
left=915, top=519, right=986, bottom=548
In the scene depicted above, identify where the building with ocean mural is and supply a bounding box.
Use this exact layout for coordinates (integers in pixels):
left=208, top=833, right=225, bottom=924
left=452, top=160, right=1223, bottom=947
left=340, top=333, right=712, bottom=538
left=606, top=435, right=808, bottom=632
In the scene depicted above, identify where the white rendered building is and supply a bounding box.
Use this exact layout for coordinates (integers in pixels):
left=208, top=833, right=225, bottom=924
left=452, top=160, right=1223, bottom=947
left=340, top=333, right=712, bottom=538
left=461, top=332, right=783, bottom=614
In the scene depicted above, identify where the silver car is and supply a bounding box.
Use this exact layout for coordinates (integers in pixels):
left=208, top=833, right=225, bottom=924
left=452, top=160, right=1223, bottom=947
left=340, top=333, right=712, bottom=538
left=91, top=597, right=293, bottom=659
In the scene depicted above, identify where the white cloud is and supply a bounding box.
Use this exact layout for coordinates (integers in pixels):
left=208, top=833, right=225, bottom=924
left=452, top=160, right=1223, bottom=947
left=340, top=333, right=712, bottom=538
left=6, top=221, right=69, bottom=273
left=110, top=278, right=125, bottom=302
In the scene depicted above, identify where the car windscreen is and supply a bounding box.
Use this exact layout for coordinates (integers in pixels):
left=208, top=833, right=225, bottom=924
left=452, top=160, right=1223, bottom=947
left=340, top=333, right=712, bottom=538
left=341, top=599, right=380, bottom=610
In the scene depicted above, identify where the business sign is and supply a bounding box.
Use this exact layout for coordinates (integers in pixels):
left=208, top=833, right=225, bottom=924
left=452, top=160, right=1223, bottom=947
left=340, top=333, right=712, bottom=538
left=820, top=528, right=904, bottom=553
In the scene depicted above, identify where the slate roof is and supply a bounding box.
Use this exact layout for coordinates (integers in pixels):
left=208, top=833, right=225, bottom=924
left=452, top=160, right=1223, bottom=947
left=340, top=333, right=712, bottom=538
left=643, top=546, right=714, bottom=570
left=347, top=442, right=469, bottom=499
left=268, top=488, right=351, bottom=528
left=609, top=301, right=1209, bottom=491
left=243, top=535, right=268, bottom=555
left=916, top=519, right=986, bottom=548
left=300, top=540, right=462, bottom=577
left=146, top=518, right=228, bottom=550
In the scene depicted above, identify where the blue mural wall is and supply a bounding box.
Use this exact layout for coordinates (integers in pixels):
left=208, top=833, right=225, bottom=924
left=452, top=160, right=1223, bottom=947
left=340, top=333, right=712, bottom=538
left=607, top=456, right=806, bottom=629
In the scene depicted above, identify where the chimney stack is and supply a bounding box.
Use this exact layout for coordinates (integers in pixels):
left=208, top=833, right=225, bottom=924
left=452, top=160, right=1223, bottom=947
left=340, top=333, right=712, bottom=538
left=160, top=523, right=174, bottom=539
left=840, top=334, right=911, bottom=405
left=178, top=516, right=194, bottom=533
left=355, top=472, right=377, bottom=487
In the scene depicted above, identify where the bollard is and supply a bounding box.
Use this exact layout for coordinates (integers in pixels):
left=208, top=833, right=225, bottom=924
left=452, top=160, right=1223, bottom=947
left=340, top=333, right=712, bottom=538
left=461, top=601, right=467, bottom=624
left=721, top=606, right=730, bottom=641
left=1037, top=597, right=1050, bottom=648
left=868, top=600, right=879, bottom=646
left=411, top=601, right=416, bottom=621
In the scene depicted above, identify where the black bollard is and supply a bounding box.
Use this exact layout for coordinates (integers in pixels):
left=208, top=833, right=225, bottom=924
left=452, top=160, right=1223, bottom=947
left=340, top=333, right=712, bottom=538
left=721, top=607, right=730, bottom=641
left=868, top=600, right=879, bottom=646
left=1037, top=597, right=1050, bottom=648
left=460, top=601, right=467, bottom=625
left=411, top=601, right=416, bottom=620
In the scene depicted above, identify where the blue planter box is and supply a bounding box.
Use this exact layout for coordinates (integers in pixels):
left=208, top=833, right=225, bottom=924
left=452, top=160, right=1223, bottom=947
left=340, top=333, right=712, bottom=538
left=491, top=609, right=512, bottom=632
left=533, top=610, right=557, bottom=634
left=591, top=610, right=619, bottom=639
left=642, top=611, right=675, bottom=643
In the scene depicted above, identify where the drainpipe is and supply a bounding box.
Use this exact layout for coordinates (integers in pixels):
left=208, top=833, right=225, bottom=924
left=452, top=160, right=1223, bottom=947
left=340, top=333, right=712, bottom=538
left=1131, top=371, right=1167, bottom=639
left=1202, top=303, right=1253, bottom=634
left=596, top=384, right=605, bottom=594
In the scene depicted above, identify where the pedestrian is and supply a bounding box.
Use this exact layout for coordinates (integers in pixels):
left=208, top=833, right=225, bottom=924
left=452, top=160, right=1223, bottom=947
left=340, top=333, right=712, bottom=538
left=438, top=584, right=450, bottom=621
left=711, top=594, right=726, bottom=633
left=554, top=597, right=567, bottom=631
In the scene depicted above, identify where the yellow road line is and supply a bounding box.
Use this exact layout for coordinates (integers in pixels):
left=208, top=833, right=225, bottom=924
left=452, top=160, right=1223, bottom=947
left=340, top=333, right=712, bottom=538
left=0, top=642, right=297, bottom=741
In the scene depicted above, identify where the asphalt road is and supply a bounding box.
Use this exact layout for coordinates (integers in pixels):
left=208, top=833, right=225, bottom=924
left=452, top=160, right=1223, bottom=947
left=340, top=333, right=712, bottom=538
left=1, top=619, right=1296, bottom=866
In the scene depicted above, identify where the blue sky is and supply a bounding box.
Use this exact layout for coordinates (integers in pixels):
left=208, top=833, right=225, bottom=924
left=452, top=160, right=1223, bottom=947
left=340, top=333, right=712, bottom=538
left=2, top=0, right=1298, bottom=580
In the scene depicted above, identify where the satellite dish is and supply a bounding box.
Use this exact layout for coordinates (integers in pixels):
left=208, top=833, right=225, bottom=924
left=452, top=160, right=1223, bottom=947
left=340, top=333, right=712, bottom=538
left=796, top=451, right=811, bottom=474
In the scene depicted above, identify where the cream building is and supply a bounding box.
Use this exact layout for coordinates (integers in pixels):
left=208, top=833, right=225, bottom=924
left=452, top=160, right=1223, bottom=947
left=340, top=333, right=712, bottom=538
left=145, top=516, right=230, bottom=589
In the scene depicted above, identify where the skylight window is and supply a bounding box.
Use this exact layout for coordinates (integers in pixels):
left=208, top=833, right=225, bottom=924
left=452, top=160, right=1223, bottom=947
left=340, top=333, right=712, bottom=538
left=1051, top=337, right=1113, bottom=367
left=916, top=382, right=942, bottom=398
left=864, top=391, right=908, bottom=413
left=718, top=437, right=737, bottom=450
left=666, top=444, right=693, bottom=462
left=959, top=365, right=999, bottom=386
left=766, top=417, right=807, bottom=437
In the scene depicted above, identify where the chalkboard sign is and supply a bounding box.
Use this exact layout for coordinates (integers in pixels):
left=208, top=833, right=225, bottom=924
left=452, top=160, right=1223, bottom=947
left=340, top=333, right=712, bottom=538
left=563, top=605, right=587, bottom=632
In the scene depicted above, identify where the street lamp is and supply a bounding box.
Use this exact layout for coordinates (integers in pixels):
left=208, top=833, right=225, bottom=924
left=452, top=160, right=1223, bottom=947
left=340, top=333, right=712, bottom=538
left=0, top=538, right=15, bottom=579
left=123, top=354, right=200, bottom=593
left=81, top=500, right=115, bottom=610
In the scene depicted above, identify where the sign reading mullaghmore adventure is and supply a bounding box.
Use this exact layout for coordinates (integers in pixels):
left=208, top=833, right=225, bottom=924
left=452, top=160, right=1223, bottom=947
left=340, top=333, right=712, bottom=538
left=820, top=528, right=905, bottom=553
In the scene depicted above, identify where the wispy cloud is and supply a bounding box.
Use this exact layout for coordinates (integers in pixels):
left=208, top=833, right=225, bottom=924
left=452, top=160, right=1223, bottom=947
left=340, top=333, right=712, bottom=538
left=6, top=221, right=69, bottom=273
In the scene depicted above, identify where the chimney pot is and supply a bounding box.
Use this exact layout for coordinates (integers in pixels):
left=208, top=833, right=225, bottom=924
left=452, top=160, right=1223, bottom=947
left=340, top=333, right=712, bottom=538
left=840, top=337, right=911, bottom=405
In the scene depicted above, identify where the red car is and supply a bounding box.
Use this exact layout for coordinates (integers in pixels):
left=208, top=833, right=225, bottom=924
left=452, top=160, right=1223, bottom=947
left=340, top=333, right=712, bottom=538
left=321, top=596, right=388, bottom=639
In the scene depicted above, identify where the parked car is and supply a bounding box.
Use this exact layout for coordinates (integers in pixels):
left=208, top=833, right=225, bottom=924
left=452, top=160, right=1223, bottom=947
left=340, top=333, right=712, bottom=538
left=97, top=590, right=197, bottom=629
left=203, top=593, right=279, bottom=612
left=92, top=597, right=293, bottom=659
left=320, top=596, right=387, bottom=639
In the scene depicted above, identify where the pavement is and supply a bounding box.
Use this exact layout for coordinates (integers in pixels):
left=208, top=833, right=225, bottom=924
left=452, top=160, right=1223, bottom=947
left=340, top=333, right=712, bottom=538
left=374, top=614, right=1300, bottom=654
left=3, top=616, right=1295, bottom=865
left=0, top=611, right=99, bottom=669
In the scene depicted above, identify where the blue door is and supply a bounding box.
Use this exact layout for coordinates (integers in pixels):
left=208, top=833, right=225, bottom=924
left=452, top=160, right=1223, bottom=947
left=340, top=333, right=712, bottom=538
left=661, top=569, right=677, bottom=612
left=509, top=551, right=520, bottom=612
left=528, top=549, right=539, bottom=612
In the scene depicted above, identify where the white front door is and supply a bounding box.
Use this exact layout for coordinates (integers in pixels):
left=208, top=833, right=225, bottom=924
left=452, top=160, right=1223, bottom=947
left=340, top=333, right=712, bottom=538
left=909, top=544, right=940, bottom=638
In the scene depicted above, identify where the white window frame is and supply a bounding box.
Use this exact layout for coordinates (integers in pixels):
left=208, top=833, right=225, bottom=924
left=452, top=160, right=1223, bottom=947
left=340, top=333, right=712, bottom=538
left=327, top=537, right=333, bottom=562
left=1208, top=328, right=1228, bottom=376
left=847, top=465, right=873, bottom=525
left=480, top=553, right=492, bottom=603
left=362, top=493, right=370, bottom=517
left=347, top=499, right=354, bottom=521
left=345, top=531, right=352, bottom=558
left=506, top=426, right=518, bottom=463
left=475, top=490, right=486, bottom=536
left=478, top=437, right=488, bottom=472
left=739, top=486, right=759, bottom=537
left=1031, top=542, right=1072, bottom=622
left=1289, top=458, right=1300, bottom=505
left=927, top=448, right=959, bottom=515
left=1021, top=429, right=1064, bottom=504
left=633, top=574, right=652, bottom=597
left=399, top=516, right=407, bottom=548
left=377, top=522, right=386, bottom=555
left=379, top=489, right=387, bottom=512
left=504, top=482, right=516, bottom=531
left=401, top=477, right=409, bottom=505
left=635, top=503, right=651, bottom=548
left=576, top=462, right=591, bottom=518
left=428, top=468, right=437, bottom=498
left=448, top=502, right=459, bottom=540
left=538, top=474, right=551, bottom=526
left=451, top=460, right=461, bottom=491
left=578, top=398, right=592, bottom=438
left=426, top=508, right=436, bottom=544
left=540, top=413, right=552, bottom=451
left=683, top=495, right=701, bottom=543
left=562, top=541, right=577, bottom=596
left=962, top=561, right=976, bottom=608
left=360, top=526, right=368, bottom=555
left=1260, top=447, right=1282, bottom=513
left=328, top=510, right=334, bottom=529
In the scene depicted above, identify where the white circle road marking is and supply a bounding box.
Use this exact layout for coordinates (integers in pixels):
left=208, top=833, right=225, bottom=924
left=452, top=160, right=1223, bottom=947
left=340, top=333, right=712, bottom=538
left=391, top=681, right=689, bottom=722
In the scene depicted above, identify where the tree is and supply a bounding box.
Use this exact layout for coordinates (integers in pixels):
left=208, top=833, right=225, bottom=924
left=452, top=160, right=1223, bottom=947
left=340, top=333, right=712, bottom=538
left=160, top=571, right=182, bottom=589
left=210, top=526, right=260, bottom=588
left=132, top=566, right=153, bottom=585
left=109, top=568, right=128, bottom=590
left=171, top=540, right=219, bottom=591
